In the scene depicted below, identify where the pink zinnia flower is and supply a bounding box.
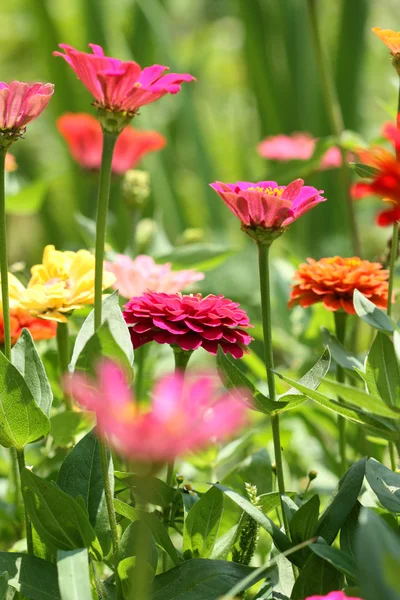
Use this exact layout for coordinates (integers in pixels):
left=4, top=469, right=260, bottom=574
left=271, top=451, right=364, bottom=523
left=210, top=179, right=325, bottom=233
left=123, top=291, right=252, bottom=358
left=257, top=133, right=315, bottom=161
left=106, top=254, right=204, bottom=299
left=57, top=113, right=166, bottom=174
left=0, top=81, right=54, bottom=132
left=67, top=361, right=248, bottom=462
left=306, top=593, right=361, bottom=600
left=53, top=44, right=195, bottom=116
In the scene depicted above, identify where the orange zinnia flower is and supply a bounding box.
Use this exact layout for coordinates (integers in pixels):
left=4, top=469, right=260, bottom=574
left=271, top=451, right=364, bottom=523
left=5, top=309, right=57, bottom=345
left=288, top=257, right=389, bottom=314
left=372, top=27, right=400, bottom=56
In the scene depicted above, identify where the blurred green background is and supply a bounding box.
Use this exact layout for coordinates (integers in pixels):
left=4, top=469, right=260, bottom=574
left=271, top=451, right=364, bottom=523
left=1, top=0, right=399, bottom=266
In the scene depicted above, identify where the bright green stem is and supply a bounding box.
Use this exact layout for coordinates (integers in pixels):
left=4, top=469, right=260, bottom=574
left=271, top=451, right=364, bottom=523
left=16, top=449, right=33, bottom=555
left=387, top=221, right=399, bottom=318
left=334, top=311, right=348, bottom=475
left=307, top=0, right=360, bottom=256
left=257, top=243, right=290, bottom=539
left=98, top=439, right=122, bottom=599
left=0, top=147, right=11, bottom=360
left=56, top=321, right=73, bottom=411
left=135, top=344, right=149, bottom=402
left=94, top=131, right=118, bottom=331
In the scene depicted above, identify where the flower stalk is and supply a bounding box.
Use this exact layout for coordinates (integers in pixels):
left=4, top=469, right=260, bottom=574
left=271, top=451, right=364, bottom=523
left=56, top=321, right=73, bottom=411
left=0, top=147, right=11, bottom=360
left=16, top=448, right=33, bottom=555
left=334, top=311, right=348, bottom=475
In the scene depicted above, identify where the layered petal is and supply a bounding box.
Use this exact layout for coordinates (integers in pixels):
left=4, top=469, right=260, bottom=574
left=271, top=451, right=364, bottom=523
left=0, top=81, right=53, bottom=131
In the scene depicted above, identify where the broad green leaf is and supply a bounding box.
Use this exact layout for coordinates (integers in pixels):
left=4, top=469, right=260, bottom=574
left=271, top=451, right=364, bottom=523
left=340, top=501, right=361, bottom=562
left=321, top=378, right=399, bottom=419
left=21, top=469, right=102, bottom=561
left=211, top=525, right=239, bottom=560
left=277, top=348, right=331, bottom=406
left=353, top=289, right=394, bottom=332
left=114, top=499, right=182, bottom=565
left=74, top=322, right=133, bottom=378
left=290, top=494, right=320, bottom=546
left=320, top=327, right=362, bottom=370
left=365, top=332, right=400, bottom=408
left=50, top=412, right=93, bottom=448
left=356, top=509, right=400, bottom=600
left=155, top=243, right=232, bottom=271
left=237, top=448, right=273, bottom=495
left=57, top=430, right=113, bottom=555
left=350, top=162, right=380, bottom=178
left=12, top=329, right=53, bottom=417
left=69, top=292, right=133, bottom=373
left=152, top=559, right=265, bottom=600
left=114, top=472, right=176, bottom=507
left=0, top=552, right=60, bottom=600
left=310, top=543, right=357, bottom=579
left=366, top=458, right=400, bottom=513
left=183, top=487, right=223, bottom=558
left=291, top=554, right=343, bottom=600
left=0, top=353, right=50, bottom=449
left=6, top=179, right=48, bottom=215
left=119, top=521, right=158, bottom=569
left=0, top=572, right=7, bottom=597
left=258, top=491, right=295, bottom=514
left=316, top=457, right=366, bottom=545
left=57, top=549, right=92, bottom=600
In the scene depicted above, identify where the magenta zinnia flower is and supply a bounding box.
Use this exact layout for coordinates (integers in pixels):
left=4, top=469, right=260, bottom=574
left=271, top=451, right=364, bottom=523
left=123, top=292, right=252, bottom=358
left=306, top=593, right=361, bottom=600
left=106, top=254, right=204, bottom=299
left=53, top=44, right=195, bottom=116
left=0, top=81, right=54, bottom=138
left=67, top=361, right=248, bottom=462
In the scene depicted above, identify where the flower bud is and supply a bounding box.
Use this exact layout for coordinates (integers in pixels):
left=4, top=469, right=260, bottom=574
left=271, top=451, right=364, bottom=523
left=122, top=169, right=150, bottom=209
left=271, top=462, right=277, bottom=475
left=176, top=474, right=184, bottom=484
left=308, top=469, right=318, bottom=481
left=136, top=218, right=157, bottom=252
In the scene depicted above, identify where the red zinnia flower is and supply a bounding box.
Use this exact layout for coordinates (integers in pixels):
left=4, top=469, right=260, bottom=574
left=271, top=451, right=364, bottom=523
left=123, top=292, right=253, bottom=358
left=4, top=309, right=57, bottom=345
left=53, top=44, right=195, bottom=116
left=57, top=113, right=166, bottom=174
left=376, top=205, right=400, bottom=227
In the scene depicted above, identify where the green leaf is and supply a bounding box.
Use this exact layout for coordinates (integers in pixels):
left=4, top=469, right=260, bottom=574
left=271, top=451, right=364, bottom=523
left=118, top=521, right=157, bottom=598
left=70, top=292, right=133, bottom=374
left=6, top=180, right=48, bottom=215
left=211, top=525, right=240, bottom=560
left=340, top=501, right=361, bottom=563
left=321, top=378, right=399, bottom=419
left=57, top=430, right=113, bottom=555
left=119, top=521, right=157, bottom=569
left=350, top=162, right=380, bottom=178
left=366, top=458, right=400, bottom=513
left=320, top=327, right=362, bottom=370
left=356, top=508, right=400, bottom=600
left=151, top=559, right=265, bottom=600
left=310, top=543, right=357, bottom=579
left=50, top=412, right=93, bottom=448
left=183, top=486, right=223, bottom=558
left=57, top=549, right=92, bottom=600
left=12, top=329, right=53, bottom=418
left=0, top=552, right=60, bottom=599
left=291, top=554, right=343, bottom=600
left=353, top=289, right=394, bottom=332
left=237, top=448, right=273, bottom=495
left=114, top=472, right=176, bottom=507
left=0, top=572, right=8, bottom=597
left=316, top=457, right=366, bottom=545
left=21, top=469, right=103, bottom=561
left=365, top=332, right=400, bottom=408
left=114, top=499, right=182, bottom=565
left=278, top=348, right=331, bottom=404
left=290, top=494, right=320, bottom=546
left=0, top=353, right=50, bottom=449
left=258, top=491, right=295, bottom=514
left=155, top=243, right=232, bottom=271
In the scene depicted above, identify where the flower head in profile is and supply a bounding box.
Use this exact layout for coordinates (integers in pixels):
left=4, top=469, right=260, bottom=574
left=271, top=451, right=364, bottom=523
left=54, top=44, right=195, bottom=131
left=106, top=254, right=204, bottom=299
left=0, top=81, right=54, bottom=146
left=376, top=205, right=400, bottom=227
left=372, top=27, right=400, bottom=72
left=5, top=153, right=16, bottom=172
left=289, top=256, right=389, bottom=314
left=67, top=361, right=248, bottom=462
left=306, top=593, right=361, bottom=600
left=57, top=113, right=166, bottom=174
left=210, top=179, right=325, bottom=244
left=123, top=292, right=252, bottom=358
left=18, top=245, right=115, bottom=322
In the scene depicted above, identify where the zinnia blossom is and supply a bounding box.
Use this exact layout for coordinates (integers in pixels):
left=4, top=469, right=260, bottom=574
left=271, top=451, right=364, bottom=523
left=54, top=44, right=195, bottom=117
left=289, top=256, right=389, bottom=314
left=18, top=245, right=115, bottom=322
left=67, top=361, right=248, bottom=462
left=0, top=82, right=54, bottom=138
left=210, top=179, right=325, bottom=241
left=306, top=593, right=361, bottom=600
left=123, top=291, right=252, bottom=358
left=376, top=205, right=400, bottom=227
left=106, top=254, right=204, bottom=299
left=57, top=113, right=166, bottom=174
left=372, top=27, right=400, bottom=56
left=5, top=153, right=16, bottom=172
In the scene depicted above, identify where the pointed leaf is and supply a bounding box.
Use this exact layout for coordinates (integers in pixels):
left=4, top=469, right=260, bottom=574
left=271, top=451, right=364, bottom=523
left=366, top=458, right=400, bottom=513
left=353, top=289, right=394, bottom=332
left=74, top=322, right=133, bottom=378
left=365, top=332, right=400, bottom=408
left=310, top=543, right=357, bottom=579
left=57, top=549, right=92, bottom=600
left=321, top=327, right=362, bottom=370
left=183, top=486, right=223, bottom=558
left=0, top=552, right=60, bottom=600
left=290, top=494, right=320, bottom=546
left=321, top=378, right=399, bottom=418
left=114, top=472, right=176, bottom=507
left=291, top=554, right=343, bottom=600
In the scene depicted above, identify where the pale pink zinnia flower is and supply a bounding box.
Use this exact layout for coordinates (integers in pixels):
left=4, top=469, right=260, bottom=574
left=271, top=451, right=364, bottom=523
left=210, top=179, right=325, bottom=233
left=306, top=593, right=362, bottom=600
left=257, top=133, right=315, bottom=161
left=0, top=81, right=54, bottom=132
left=106, top=254, right=204, bottom=299
left=53, top=44, right=195, bottom=116
left=123, top=291, right=253, bottom=358
left=67, top=361, right=248, bottom=462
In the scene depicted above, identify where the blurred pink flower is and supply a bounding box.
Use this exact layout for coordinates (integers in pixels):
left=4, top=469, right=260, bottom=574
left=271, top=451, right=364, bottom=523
left=306, top=593, right=361, bottom=600
left=0, top=81, right=54, bottom=131
left=67, top=361, right=248, bottom=462
left=5, top=153, right=16, bottom=172
left=210, top=179, right=325, bottom=231
left=123, top=291, right=252, bottom=358
left=54, top=44, right=195, bottom=115
left=106, top=254, right=204, bottom=298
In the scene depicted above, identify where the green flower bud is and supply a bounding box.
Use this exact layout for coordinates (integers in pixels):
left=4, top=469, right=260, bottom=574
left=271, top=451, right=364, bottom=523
left=122, top=169, right=150, bottom=209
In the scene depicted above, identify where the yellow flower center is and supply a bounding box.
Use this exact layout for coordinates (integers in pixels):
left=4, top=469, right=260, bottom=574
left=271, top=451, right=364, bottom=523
left=247, top=186, right=284, bottom=197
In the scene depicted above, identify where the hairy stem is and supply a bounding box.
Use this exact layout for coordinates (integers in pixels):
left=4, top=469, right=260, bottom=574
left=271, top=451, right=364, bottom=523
left=16, top=449, right=33, bottom=555
left=56, top=321, right=73, bottom=411
left=334, top=311, right=348, bottom=475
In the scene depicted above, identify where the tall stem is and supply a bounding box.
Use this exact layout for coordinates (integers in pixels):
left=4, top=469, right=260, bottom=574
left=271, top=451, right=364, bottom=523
left=257, top=243, right=290, bottom=538
left=56, top=321, right=73, bottom=411
left=0, top=147, right=11, bottom=360
left=334, top=311, right=348, bottom=475
left=307, top=0, right=360, bottom=256
left=16, top=448, right=33, bottom=555
left=94, top=131, right=118, bottom=331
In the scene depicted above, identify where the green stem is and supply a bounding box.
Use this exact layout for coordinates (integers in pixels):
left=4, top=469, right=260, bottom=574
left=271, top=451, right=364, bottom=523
left=98, top=439, right=122, bottom=599
left=307, top=0, right=360, bottom=256
left=94, top=131, right=118, bottom=331
left=56, top=321, right=73, bottom=411
left=135, top=344, right=149, bottom=402
left=0, top=147, right=11, bottom=360
left=16, top=448, right=33, bottom=555
left=334, top=311, right=348, bottom=475
left=257, top=243, right=290, bottom=539
left=387, top=220, right=399, bottom=318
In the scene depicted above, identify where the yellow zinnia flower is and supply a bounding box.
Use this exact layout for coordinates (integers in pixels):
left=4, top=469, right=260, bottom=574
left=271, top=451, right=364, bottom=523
left=19, top=245, right=116, bottom=322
